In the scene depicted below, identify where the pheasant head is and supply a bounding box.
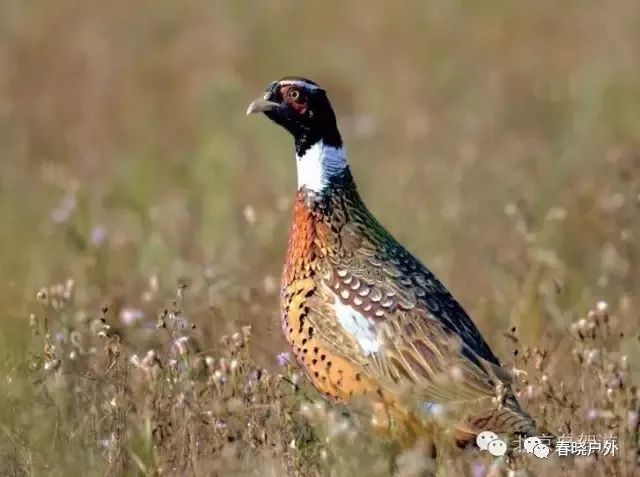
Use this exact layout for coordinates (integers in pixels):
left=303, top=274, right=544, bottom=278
left=247, top=77, right=348, bottom=193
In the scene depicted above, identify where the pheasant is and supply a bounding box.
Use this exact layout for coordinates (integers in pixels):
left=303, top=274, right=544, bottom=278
left=247, top=77, right=538, bottom=453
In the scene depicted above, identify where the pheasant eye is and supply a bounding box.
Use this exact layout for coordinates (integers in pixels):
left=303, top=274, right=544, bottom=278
left=288, top=89, right=301, bottom=101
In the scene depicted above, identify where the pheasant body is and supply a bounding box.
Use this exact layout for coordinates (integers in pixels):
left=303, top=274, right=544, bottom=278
left=248, top=77, right=538, bottom=448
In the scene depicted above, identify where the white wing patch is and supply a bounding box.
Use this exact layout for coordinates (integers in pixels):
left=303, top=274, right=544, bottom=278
left=334, top=298, right=380, bottom=356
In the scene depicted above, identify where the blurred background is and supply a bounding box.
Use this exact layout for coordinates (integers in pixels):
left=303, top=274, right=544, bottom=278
left=0, top=0, right=639, bottom=475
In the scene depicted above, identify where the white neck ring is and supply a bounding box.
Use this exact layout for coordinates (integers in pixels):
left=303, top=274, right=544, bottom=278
left=296, top=140, right=347, bottom=192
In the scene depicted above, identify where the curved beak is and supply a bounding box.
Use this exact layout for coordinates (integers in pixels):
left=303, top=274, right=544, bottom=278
left=246, top=96, right=280, bottom=115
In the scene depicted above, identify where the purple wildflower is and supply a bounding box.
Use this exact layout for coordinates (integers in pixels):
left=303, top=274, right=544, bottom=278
left=119, top=307, right=144, bottom=325
left=471, top=461, right=485, bottom=477
left=90, top=225, right=108, bottom=246
left=276, top=351, right=291, bottom=367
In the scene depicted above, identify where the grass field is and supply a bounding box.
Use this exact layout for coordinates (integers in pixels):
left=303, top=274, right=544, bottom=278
left=0, top=0, right=639, bottom=475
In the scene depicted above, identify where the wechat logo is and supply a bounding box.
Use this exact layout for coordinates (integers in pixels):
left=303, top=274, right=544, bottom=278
left=476, top=431, right=508, bottom=457
left=523, top=436, right=550, bottom=458
left=477, top=432, right=552, bottom=459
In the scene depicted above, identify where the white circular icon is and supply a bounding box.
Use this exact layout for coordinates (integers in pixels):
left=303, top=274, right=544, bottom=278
left=476, top=431, right=498, bottom=450
left=533, top=443, right=550, bottom=458
left=488, top=438, right=508, bottom=457
left=523, top=436, right=541, bottom=453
